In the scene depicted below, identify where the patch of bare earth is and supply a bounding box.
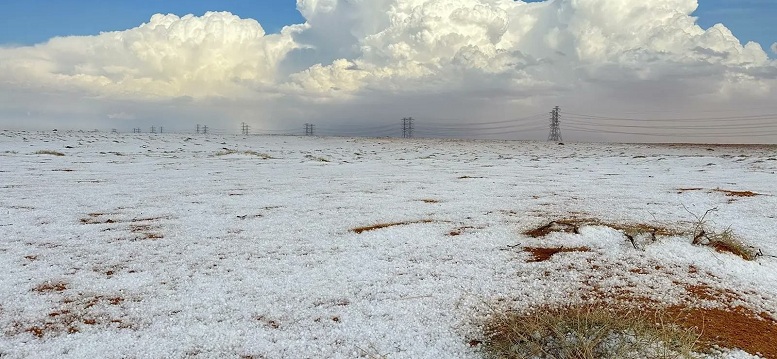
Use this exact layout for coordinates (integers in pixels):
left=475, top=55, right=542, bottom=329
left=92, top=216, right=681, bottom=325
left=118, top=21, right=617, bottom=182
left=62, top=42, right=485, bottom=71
left=16, top=282, right=135, bottom=339
left=80, top=213, right=167, bottom=240
left=523, top=246, right=591, bottom=262
left=33, top=281, right=68, bottom=293
left=418, top=198, right=440, bottom=203
left=676, top=187, right=763, bottom=199
left=448, top=226, right=477, bottom=236
left=351, top=220, right=434, bottom=234
left=665, top=306, right=777, bottom=358
left=713, top=188, right=761, bottom=197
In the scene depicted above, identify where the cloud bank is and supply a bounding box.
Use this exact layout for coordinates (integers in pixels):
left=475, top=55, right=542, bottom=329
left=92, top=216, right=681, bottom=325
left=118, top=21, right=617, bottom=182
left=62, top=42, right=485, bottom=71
left=1, top=0, right=776, bottom=142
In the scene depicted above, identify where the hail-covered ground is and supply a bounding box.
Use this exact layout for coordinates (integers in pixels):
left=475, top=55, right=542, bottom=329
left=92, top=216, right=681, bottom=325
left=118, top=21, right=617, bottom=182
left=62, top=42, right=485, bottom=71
left=1, top=131, right=776, bottom=358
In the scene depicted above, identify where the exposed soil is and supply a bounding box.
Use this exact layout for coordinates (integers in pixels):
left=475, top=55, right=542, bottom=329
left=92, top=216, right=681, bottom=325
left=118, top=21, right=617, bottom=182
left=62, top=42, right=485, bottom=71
left=17, top=294, right=130, bottom=338
left=33, top=281, right=68, bottom=293
left=713, top=189, right=761, bottom=197
left=666, top=306, right=777, bottom=358
left=523, top=246, right=591, bottom=262
left=352, top=220, right=435, bottom=234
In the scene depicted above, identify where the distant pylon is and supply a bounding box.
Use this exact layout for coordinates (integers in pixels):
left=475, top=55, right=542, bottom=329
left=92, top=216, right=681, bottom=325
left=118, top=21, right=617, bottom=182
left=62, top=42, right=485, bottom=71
left=241, top=122, right=250, bottom=135
left=402, top=117, right=414, bottom=138
left=304, top=123, right=315, bottom=136
left=548, top=106, right=562, bottom=142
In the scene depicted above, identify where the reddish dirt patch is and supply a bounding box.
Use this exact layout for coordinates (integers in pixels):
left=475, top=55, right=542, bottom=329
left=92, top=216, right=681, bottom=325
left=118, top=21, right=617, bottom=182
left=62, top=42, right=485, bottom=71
left=667, top=306, right=777, bottom=358
left=352, top=220, right=434, bottom=234
left=448, top=226, right=476, bottom=236
left=33, top=281, right=68, bottom=293
left=684, top=284, right=740, bottom=302
left=18, top=294, right=129, bottom=338
left=714, top=189, right=761, bottom=197
left=524, top=247, right=591, bottom=262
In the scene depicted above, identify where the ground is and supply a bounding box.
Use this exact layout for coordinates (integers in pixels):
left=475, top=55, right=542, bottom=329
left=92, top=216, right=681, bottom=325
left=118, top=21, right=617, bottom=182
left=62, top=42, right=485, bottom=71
left=1, top=131, right=776, bottom=358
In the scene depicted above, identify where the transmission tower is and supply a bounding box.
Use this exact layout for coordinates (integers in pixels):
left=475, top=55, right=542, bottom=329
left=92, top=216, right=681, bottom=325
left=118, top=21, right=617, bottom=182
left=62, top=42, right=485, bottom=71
left=402, top=117, right=414, bottom=138
left=547, top=106, right=562, bottom=142
left=304, top=123, right=315, bottom=136
left=241, top=122, right=250, bottom=135
left=202, top=125, right=208, bottom=134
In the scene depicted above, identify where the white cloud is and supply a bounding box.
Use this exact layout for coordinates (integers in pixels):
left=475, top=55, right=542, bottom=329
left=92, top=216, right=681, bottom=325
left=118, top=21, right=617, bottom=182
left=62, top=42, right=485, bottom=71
left=0, top=12, right=300, bottom=98
left=1, top=1, right=776, bottom=141
left=772, top=42, right=777, bottom=55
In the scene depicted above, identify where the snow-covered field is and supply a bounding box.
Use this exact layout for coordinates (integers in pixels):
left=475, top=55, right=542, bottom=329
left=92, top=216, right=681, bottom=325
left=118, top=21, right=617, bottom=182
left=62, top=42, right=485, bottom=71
left=1, top=131, right=776, bottom=358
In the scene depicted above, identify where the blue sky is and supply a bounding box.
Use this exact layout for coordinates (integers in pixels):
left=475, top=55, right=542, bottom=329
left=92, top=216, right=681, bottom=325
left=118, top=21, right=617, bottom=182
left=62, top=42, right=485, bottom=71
left=0, top=0, right=774, bottom=50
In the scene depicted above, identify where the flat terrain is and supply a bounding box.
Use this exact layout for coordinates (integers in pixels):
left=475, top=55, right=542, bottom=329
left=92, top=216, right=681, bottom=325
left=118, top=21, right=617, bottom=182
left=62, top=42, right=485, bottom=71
left=1, top=131, right=776, bottom=358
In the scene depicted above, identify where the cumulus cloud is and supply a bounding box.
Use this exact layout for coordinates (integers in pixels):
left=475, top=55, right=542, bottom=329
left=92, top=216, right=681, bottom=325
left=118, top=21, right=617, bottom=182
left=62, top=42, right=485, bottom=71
left=772, top=42, right=777, bottom=55
left=0, top=12, right=300, bottom=98
left=1, top=0, right=776, bottom=142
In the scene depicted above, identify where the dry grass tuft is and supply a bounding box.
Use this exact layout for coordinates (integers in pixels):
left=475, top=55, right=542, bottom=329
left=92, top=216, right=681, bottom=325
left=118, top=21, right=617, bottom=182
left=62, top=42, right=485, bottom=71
left=524, top=218, right=677, bottom=239
left=524, top=247, right=591, bottom=262
left=708, top=232, right=758, bottom=261
left=34, top=150, right=65, bottom=156
left=215, top=149, right=273, bottom=159
left=352, top=220, right=434, bottom=234
left=483, top=304, right=700, bottom=359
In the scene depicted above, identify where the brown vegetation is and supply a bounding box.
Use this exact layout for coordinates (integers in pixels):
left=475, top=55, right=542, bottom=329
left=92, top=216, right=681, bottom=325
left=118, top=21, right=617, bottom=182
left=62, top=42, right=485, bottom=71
left=524, top=218, right=677, bottom=239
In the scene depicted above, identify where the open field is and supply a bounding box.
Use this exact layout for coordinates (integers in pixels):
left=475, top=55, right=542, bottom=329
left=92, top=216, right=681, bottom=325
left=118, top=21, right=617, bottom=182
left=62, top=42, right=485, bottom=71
left=1, top=131, right=776, bottom=358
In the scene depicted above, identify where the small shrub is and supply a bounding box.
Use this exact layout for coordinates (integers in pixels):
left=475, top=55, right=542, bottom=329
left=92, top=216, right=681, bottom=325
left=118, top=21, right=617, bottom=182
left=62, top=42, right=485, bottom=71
left=34, top=150, right=65, bottom=156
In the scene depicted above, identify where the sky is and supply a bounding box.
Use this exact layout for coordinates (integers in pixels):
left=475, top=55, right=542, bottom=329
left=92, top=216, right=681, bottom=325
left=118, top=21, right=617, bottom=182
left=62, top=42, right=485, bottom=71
left=0, top=0, right=776, bottom=142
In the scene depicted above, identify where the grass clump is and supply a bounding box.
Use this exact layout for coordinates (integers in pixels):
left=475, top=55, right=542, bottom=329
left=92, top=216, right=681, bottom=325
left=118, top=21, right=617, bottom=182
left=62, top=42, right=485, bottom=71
left=34, top=150, right=65, bottom=156
left=483, top=304, right=700, bottom=359
left=705, top=229, right=759, bottom=261
left=687, top=207, right=759, bottom=261
left=215, top=149, right=273, bottom=159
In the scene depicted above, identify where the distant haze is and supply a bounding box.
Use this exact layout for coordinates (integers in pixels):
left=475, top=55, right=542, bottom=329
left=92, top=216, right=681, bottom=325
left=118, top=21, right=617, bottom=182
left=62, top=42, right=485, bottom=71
left=1, top=0, right=776, bottom=143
